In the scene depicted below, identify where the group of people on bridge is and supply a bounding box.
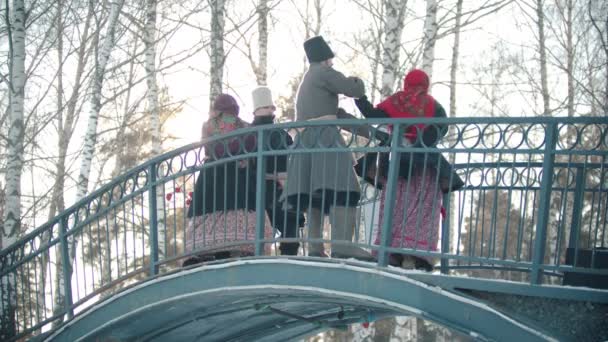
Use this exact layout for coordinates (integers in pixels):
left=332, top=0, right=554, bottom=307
left=182, top=36, right=464, bottom=270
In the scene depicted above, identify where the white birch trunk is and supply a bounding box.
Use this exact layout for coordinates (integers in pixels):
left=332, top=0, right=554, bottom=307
left=100, top=229, right=114, bottom=297
left=449, top=0, right=463, bottom=118
left=536, top=0, right=550, bottom=116
left=534, top=0, right=558, bottom=268
left=565, top=0, right=575, bottom=246
left=146, top=0, right=160, bottom=156
left=76, top=0, right=125, bottom=201
left=410, top=317, right=419, bottom=340
left=599, top=3, right=608, bottom=116
left=209, top=0, right=226, bottom=104
left=144, top=0, right=166, bottom=258
left=557, top=0, right=575, bottom=265
left=422, top=0, right=438, bottom=81
left=1, top=0, right=26, bottom=338
left=369, top=2, right=385, bottom=103
left=589, top=1, right=608, bottom=116
left=566, top=0, right=574, bottom=119
left=53, top=0, right=124, bottom=323
left=370, top=35, right=383, bottom=104
left=380, top=0, right=408, bottom=97
left=586, top=1, right=607, bottom=115
left=48, top=1, right=94, bottom=327
left=38, top=0, right=65, bottom=327
left=256, top=0, right=269, bottom=85
left=447, top=0, right=463, bottom=256
left=49, top=0, right=93, bottom=220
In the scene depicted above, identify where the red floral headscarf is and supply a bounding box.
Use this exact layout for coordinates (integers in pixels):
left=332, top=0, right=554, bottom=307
left=376, top=69, right=435, bottom=141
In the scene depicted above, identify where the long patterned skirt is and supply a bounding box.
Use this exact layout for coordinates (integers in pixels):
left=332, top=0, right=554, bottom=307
left=374, top=169, right=443, bottom=254
left=184, top=209, right=274, bottom=255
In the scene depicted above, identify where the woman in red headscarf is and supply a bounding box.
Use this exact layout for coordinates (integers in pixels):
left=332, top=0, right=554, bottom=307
left=355, top=69, right=463, bottom=270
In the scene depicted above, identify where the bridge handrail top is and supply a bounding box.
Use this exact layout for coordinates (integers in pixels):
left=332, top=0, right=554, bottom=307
left=2, top=116, right=608, bottom=258
left=273, top=116, right=608, bottom=125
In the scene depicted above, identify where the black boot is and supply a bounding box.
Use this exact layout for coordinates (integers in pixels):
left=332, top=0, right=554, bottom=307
left=182, top=256, right=203, bottom=267
left=412, top=256, right=434, bottom=272
left=182, top=253, right=215, bottom=267
left=214, top=251, right=232, bottom=260
left=279, top=242, right=300, bottom=256
left=388, top=254, right=403, bottom=267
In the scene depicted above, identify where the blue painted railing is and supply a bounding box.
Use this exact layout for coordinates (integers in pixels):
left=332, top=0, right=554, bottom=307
left=1, top=117, right=607, bottom=340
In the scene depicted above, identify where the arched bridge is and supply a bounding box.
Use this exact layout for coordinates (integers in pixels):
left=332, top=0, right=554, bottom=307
left=2, top=117, right=608, bottom=341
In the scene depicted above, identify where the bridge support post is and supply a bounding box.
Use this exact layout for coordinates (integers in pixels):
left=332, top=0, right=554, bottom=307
left=377, top=124, right=402, bottom=267
left=531, top=122, right=557, bottom=284
left=59, top=215, right=74, bottom=318
left=255, top=129, right=267, bottom=256
left=148, top=162, right=159, bottom=276
left=440, top=192, right=450, bottom=274
left=568, top=167, right=585, bottom=252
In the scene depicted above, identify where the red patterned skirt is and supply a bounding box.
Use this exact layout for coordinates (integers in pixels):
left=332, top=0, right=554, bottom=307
left=374, top=169, right=443, bottom=254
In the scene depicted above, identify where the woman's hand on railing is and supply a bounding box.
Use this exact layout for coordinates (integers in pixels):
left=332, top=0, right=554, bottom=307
left=265, top=172, right=287, bottom=187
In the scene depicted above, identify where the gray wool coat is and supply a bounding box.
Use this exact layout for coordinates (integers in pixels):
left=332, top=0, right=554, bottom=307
left=285, top=63, right=366, bottom=212
left=295, top=63, right=365, bottom=121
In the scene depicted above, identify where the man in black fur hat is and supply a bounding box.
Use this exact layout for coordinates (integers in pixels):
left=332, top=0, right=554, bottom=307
left=284, top=35, right=372, bottom=260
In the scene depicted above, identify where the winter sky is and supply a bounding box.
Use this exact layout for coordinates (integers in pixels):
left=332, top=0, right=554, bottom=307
left=162, top=1, right=534, bottom=148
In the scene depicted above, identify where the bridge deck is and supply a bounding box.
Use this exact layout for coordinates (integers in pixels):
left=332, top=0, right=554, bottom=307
left=43, top=258, right=605, bottom=342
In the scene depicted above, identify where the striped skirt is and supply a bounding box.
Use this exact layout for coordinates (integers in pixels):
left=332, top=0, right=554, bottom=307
left=185, top=209, right=274, bottom=255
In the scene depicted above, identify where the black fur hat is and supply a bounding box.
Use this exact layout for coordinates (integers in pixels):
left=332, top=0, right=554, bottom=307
left=303, top=36, right=335, bottom=63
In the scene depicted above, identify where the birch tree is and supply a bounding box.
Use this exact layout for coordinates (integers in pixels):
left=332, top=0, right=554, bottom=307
left=545, top=1, right=603, bottom=264
left=535, top=0, right=551, bottom=116
left=1, top=0, right=26, bottom=338
left=380, top=0, right=408, bottom=97
left=48, top=0, right=96, bottom=220
left=52, top=0, right=125, bottom=323
left=227, top=0, right=274, bottom=87
left=209, top=0, right=226, bottom=104
left=515, top=0, right=570, bottom=269
left=45, top=2, right=98, bottom=327
left=511, top=0, right=555, bottom=117
left=533, top=0, right=557, bottom=266
left=421, top=0, right=438, bottom=81
left=0, top=183, right=3, bottom=249
left=588, top=0, right=608, bottom=115
left=40, top=0, right=66, bottom=326
left=416, top=0, right=513, bottom=89
left=446, top=0, right=464, bottom=260
left=144, top=0, right=167, bottom=257
left=348, top=0, right=386, bottom=103
left=512, top=0, right=593, bottom=267
left=449, top=0, right=464, bottom=117
left=255, top=0, right=269, bottom=85
left=462, top=190, right=534, bottom=281
left=50, top=0, right=65, bottom=220
left=76, top=0, right=125, bottom=201
left=276, top=0, right=324, bottom=120
left=563, top=0, right=574, bottom=119
left=538, top=0, right=578, bottom=114
left=146, top=0, right=161, bottom=156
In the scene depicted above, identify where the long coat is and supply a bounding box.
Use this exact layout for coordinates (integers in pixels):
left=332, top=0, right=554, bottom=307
left=251, top=115, right=305, bottom=242
left=251, top=115, right=293, bottom=173
left=285, top=63, right=365, bottom=213
left=354, top=96, right=464, bottom=193
left=187, top=132, right=258, bottom=218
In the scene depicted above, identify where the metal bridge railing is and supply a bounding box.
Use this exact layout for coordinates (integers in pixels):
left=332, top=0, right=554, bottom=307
left=1, top=116, right=607, bottom=340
